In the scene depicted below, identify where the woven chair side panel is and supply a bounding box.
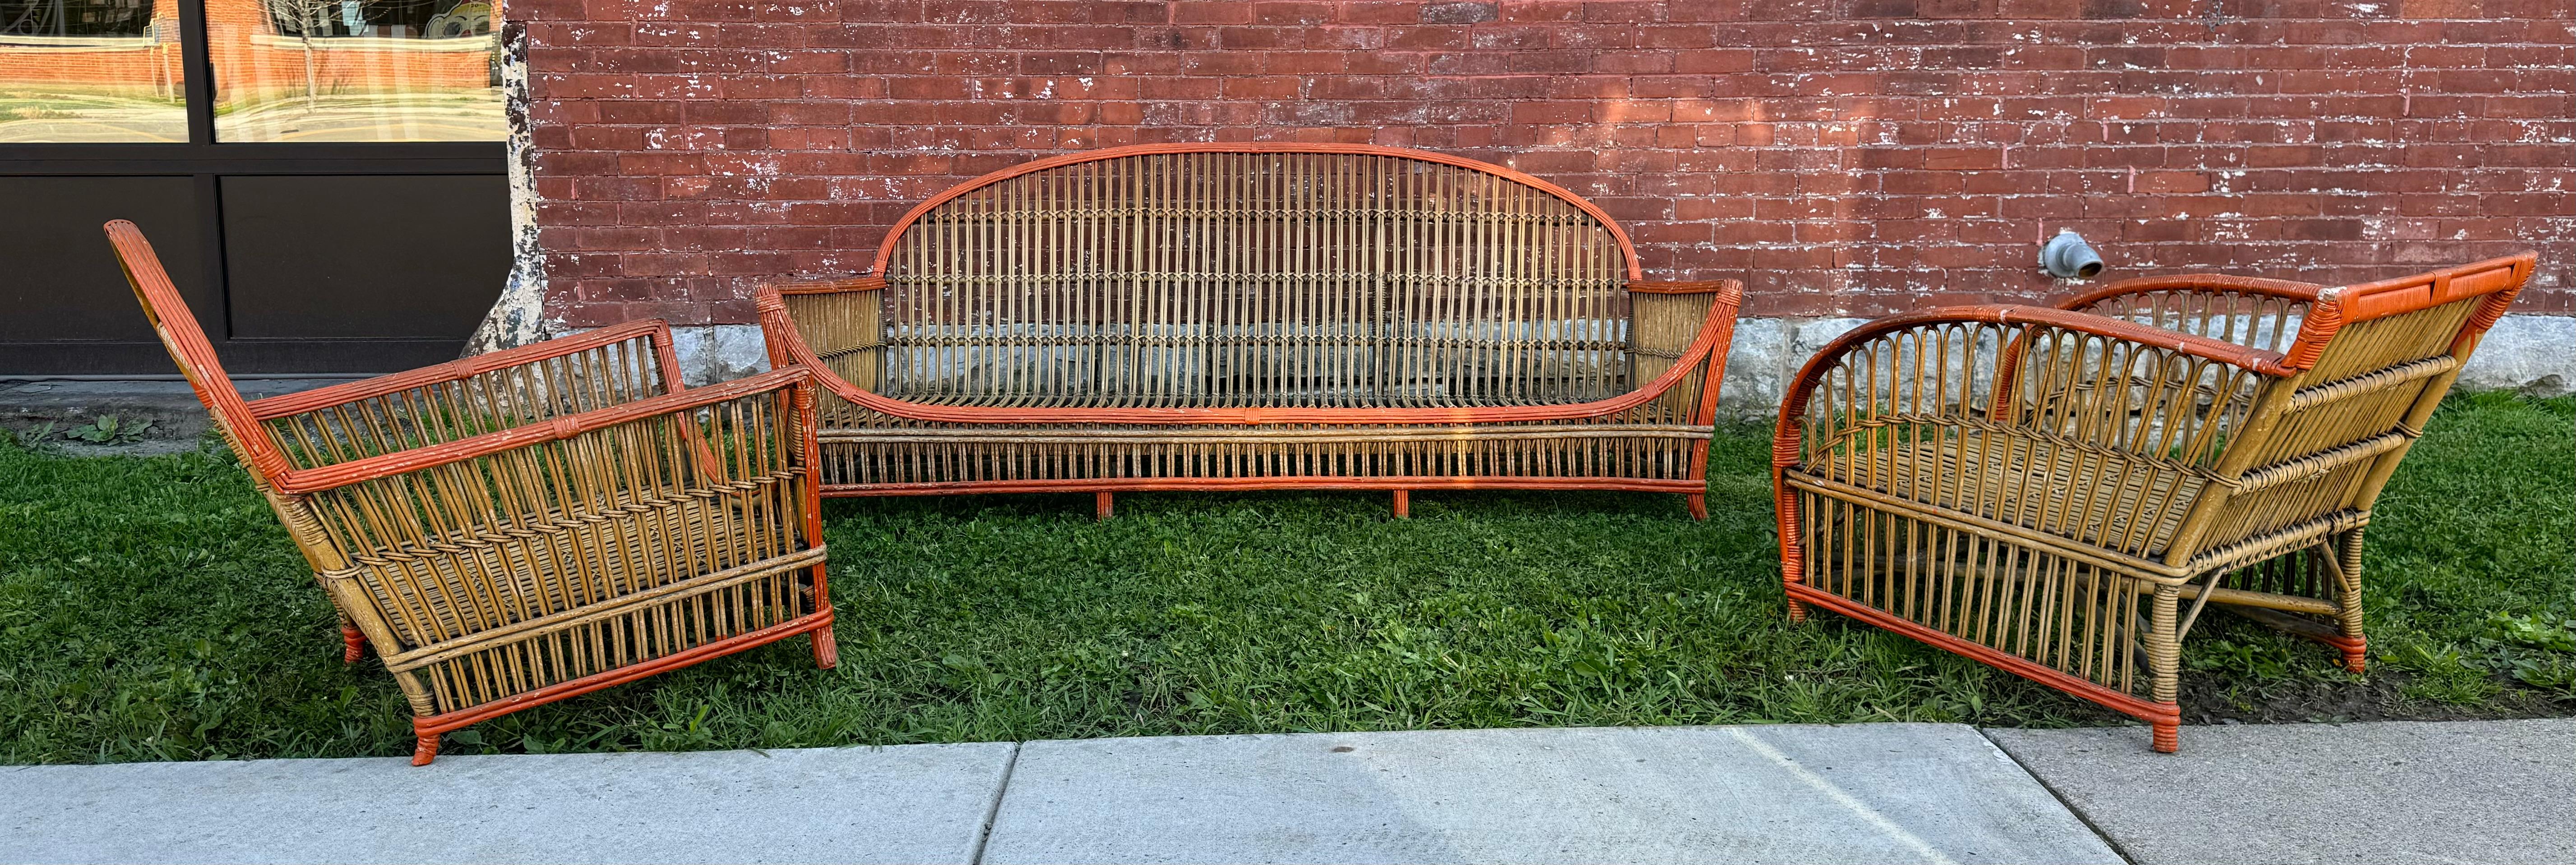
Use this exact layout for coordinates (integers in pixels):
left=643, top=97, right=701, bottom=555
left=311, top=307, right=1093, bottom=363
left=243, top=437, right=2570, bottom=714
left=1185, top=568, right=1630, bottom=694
left=1791, top=321, right=2254, bottom=559
left=305, top=391, right=811, bottom=652
left=814, top=429, right=1710, bottom=487
left=2187, top=298, right=2485, bottom=555
left=413, top=564, right=814, bottom=715
left=1793, top=489, right=2155, bottom=696
left=2068, top=290, right=2309, bottom=356
left=263, top=335, right=675, bottom=471
left=877, top=150, right=1634, bottom=409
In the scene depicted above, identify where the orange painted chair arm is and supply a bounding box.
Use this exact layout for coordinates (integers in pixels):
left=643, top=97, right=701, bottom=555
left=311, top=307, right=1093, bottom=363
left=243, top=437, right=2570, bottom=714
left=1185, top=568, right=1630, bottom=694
left=245, top=319, right=688, bottom=421
left=756, top=279, right=1744, bottom=427
left=2057, top=273, right=2326, bottom=313
left=1772, top=303, right=2299, bottom=471
left=269, top=367, right=813, bottom=495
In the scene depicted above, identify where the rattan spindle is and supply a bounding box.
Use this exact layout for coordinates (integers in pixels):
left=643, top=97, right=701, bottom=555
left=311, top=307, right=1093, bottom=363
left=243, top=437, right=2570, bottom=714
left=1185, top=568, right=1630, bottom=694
left=106, top=220, right=836, bottom=765
left=760, top=143, right=1744, bottom=517
left=1771, top=253, right=2537, bottom=752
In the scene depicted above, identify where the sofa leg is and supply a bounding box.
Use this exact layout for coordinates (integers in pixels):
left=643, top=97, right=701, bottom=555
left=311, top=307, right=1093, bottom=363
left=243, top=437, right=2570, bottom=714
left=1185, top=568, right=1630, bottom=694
left=2151, top=722, right=2179, bottom=754
left=412, top=733, right=440, bottom=766
left=1392, top=490, right=1409, bottom=519
left=342, top=623, right=367, bottom=664
left=1685, top=494, right=1707, bottom=521
left=810, top=625, right=839, bottom=670
left=1095, top=491, right=1114, bottom=521
left=1785, top=597, right=1807, bottom=623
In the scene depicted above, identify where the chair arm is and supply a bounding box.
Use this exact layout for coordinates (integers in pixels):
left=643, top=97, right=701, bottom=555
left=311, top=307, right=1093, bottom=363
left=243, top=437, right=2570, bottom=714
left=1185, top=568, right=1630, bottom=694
left=2058, top=274, right=2324, bottom=313
left=247, top=319, right=684, bottom=421
left=270, top=367, right=813, bottom=495
left=2058, top=274, right=2322, bottom=356
left=245, top=320, right=688, bottom=473
left=1773, top=304, right=2294, bottom=477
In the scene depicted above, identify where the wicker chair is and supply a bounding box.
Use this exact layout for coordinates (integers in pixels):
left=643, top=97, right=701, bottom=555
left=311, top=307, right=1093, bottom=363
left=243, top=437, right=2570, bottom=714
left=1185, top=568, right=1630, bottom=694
left=1772, top=252, right=2535, bottom=752
left=106, top=220, right=836, bottom=765
left=759, top=143, right=1744, bottom=519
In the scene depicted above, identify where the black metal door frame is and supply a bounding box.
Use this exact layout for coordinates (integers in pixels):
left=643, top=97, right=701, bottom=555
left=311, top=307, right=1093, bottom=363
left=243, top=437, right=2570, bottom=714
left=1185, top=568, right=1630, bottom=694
left=1, top=0, right=506, bottom=375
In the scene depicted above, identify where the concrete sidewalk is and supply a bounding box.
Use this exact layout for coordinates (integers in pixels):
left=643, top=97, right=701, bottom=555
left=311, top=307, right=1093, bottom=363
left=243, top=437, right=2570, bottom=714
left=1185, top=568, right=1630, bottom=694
left=2, top=718, right=2568, bottom=864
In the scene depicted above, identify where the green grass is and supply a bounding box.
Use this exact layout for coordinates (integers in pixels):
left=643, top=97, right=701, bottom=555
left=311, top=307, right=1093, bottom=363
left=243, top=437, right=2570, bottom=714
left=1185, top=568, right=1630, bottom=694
left=2, top=393, right=2568, bottom=763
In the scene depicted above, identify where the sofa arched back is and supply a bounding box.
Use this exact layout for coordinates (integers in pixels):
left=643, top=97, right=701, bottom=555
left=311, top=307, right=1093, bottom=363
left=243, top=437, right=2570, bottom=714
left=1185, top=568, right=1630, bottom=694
left=870, top=143, right=1642, bottom=409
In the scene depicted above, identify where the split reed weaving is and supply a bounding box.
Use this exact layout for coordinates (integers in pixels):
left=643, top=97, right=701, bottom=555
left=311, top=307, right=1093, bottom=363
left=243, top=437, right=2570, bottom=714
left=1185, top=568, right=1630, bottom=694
left=761, top=143, right=1744, bottom=518
left=106, top=221, right=834, bottom=766
left=1772, top=252, right=2536, bottom=752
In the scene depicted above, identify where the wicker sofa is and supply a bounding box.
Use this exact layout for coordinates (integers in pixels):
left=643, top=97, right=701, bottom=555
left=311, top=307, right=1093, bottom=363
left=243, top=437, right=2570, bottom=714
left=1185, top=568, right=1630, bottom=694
left=1772, top=252, right=2535, bottom=751
left=758, top=143, right=1744, bottom=518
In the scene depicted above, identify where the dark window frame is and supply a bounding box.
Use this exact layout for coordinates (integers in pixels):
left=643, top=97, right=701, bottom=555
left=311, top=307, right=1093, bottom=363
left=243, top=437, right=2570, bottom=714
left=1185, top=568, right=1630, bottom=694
left=0, top=0, right=507, bottom=376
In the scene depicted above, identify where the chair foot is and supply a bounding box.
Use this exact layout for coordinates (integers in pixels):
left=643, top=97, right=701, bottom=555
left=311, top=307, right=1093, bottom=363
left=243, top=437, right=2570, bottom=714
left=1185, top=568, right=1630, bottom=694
left=342, top=624, right=367, bottom=664
left=2340, top=645, right=2367, bottom=675
left=1785, top=597, right=1808, bottom=624
left=412, top=733, right=440, bottom=766
left=1095, top=491, right=1114, bottom=521
left=1392, top=490, right=1409, bottom=519
left=811, top=626, right=839, bottom=670
left=2151, top=722, right=2179, bottom=754
left=1685, top=494, right=1708, bottom=521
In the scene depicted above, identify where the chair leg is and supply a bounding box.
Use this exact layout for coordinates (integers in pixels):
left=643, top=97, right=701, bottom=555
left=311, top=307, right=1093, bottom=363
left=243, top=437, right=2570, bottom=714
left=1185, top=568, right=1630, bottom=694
left=1785, top=597, right=1807, bottom=623
left=2149, top=584, right=2183, bottom=754
left=2332, top=528, right=2368, bottom=674
left=412, top=733, right=440, bottom=766
left=341, top=622, right=367, bottom=664
left=1096, top=491, right=1114, bottom=521
left=1392, top=490, right=1409, bottom=519
left=810, top=625, right=839, bottom=670
left=1685, top=494, right=1708, bottom=521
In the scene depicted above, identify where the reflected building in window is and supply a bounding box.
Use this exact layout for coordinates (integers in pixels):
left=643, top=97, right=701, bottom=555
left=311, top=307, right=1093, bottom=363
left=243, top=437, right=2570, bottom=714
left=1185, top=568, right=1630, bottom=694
left=0, top=0, right=188, bottom=143
left=209, top=0, right=500, bottom=142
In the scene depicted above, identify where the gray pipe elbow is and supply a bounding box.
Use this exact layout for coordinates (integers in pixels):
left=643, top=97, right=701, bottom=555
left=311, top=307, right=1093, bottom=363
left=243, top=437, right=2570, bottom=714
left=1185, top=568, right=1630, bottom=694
left=2041, top=231, right=2104, bottom=280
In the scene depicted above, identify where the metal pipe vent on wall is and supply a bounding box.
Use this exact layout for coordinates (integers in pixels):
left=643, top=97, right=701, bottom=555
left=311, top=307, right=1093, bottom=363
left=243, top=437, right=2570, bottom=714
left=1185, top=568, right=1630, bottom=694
left=2041, top=230, right=2104, bottom=279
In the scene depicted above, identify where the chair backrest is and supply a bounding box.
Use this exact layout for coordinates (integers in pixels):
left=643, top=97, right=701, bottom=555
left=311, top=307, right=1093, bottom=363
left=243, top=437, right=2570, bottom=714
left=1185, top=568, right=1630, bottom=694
left=102, top=220, right=293, bottom=483
left=2176, top=252, right=2534, bottom=563
left=865, top=143, right=1644, bottom=409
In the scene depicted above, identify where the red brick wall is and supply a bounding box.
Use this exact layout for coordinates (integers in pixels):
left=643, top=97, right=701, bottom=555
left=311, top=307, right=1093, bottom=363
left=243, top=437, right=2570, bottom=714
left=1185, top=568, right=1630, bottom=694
left=514, top=0, right=2575, bottom=328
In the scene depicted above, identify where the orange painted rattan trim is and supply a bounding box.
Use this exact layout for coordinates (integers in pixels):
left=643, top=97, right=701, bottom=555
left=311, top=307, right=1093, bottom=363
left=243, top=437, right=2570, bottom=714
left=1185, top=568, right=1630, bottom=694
left=816, top=475, right=1707, bottom=497
left=246, top=319, right=683, bottom=420
left=865, top=142, right=1645, bottom=281
left=413, top=610, right=834, bottom=735
left=756, top=283, right=1740, bottom=427
left=270, top=367, right=814, bottom=495
left=1785, top=583, right=2183, bottom=725
left=104, top=219, right=292, bottom=481
left=2058, top=273, right=2325, bottom=310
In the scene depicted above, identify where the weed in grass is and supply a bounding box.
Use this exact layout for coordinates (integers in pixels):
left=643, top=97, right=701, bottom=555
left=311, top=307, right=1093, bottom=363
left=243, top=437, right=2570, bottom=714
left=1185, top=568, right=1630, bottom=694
left=0, top=393, right=2567, bottom=764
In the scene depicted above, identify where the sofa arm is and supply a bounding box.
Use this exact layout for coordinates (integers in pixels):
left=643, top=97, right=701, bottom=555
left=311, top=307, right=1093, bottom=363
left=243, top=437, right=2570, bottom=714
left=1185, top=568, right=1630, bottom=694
left=760, top=278, right=885, bottom=391
left=247, top=319, right=686, bottom=472
left=1627, top=280, right=1746, bottom=426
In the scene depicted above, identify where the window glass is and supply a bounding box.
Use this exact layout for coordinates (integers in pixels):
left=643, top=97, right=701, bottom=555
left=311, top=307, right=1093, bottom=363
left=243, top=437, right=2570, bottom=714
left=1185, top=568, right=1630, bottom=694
left=0, top=0, right=187, bottom=143
left=210, top=0, right=499, bottom=142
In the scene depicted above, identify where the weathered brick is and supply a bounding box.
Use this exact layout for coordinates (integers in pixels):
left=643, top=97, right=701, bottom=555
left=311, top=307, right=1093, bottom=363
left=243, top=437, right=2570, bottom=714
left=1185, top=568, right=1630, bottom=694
left=520, top=0, right=2576, bottom=326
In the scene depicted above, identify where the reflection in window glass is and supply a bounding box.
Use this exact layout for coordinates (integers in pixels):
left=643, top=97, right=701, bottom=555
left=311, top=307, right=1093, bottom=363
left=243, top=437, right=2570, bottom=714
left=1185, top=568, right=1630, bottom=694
left=212, top=0, right=499, bottom=142
left=0, top=0, right=187, bottom=143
